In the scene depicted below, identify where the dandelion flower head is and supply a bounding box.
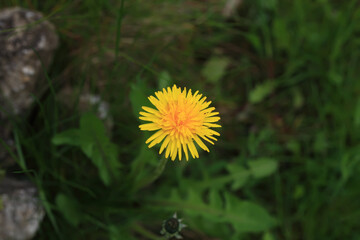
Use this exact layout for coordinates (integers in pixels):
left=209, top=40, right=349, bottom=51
left=139, top=85, right=221, bottom=161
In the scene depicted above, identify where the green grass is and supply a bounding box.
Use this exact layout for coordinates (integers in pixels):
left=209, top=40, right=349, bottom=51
left=1, top=0, right=360, bottom=239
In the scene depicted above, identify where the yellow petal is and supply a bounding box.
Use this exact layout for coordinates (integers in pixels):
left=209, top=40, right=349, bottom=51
left=204, top=117, right=221, bottom=123
left=206, top=112, right=219, bottom=117
left=207, top=135, right=218, bottom=141
left=148, top=96, right=162, bottom=110
left=193, top=135, right=209, bottom=152
left=208, top=129, right=220, bottom=136
left=170, top=139, right=177, bottom=159
left=148, top=131, right=167, bottom=148
left=142, top=106, right=162, bottom=117
left=171, top=141, right=178, bottom=161
left=139, top=116, right=160, bottom=122
left=146, top=130, right=163, bottom=144
left=139, top=123, right=161, bottom=131
left=159, top=135, right=171, bottom=154
left=177, top=141, right=182, bottom=161
left=165, top=140, right=172, bottom=158
left=139, top=111, right=155, bottom=117
left=203, top=123, right=222, bottom=128
left=182, top=142, right=189, bottom=161
left=188, top=141, right=199, bottom=158
left=201, top=107, right=215, bottom=114
left=199, top=135, right=215, bottom=145
left=200, top=101, right=211, bottom=110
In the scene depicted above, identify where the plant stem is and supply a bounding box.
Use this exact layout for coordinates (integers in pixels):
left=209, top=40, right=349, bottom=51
left=132, top=223, right=163, bottom=240
left=135, top=156, right=168, bottom=191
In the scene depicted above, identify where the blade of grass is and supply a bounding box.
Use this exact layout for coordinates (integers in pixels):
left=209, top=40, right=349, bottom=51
left=115, top=0, right=125, bottom=59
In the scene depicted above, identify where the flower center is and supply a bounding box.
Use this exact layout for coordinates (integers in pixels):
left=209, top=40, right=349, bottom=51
left=161, top=100, right=200, bottom=137
left=176, top=111, right=187, bottom=126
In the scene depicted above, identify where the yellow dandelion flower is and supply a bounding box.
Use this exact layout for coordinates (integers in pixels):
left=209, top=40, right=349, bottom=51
left=139, top=85, right=221, bottom=161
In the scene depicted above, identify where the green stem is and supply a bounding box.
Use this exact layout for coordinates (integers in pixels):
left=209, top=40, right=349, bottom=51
left=135, top=156, right=168, bottom=191
left=132, top=223, right=164, bottom=240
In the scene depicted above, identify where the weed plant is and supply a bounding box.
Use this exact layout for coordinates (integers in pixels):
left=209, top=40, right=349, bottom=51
left=1, top=0, right=360, bottom=239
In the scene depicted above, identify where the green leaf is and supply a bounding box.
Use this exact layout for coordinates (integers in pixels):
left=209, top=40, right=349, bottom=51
left=157, top=189, right=277, bottom=233
left=224, top=193, right=277, bottom=232
left=52, top=113, right=121, bottom=186
left=79, top=113, right=121, bottom=185
left=52, top=129, right=82, bottom=146
left=56, top=193, right=82, bottom=227
left=209, top=189, right=223, bottom=209
left=202, top=56, right=230, bottom=83
left=248, top=158, right=278, bottom=178
left=129, top=81, right=149, bottom=118
left=263, top=232, right=276, bottom=240
left=249, top=81, right=276, bottom=104
left=226, top=164, right=250, bottom=190
left=158, top=71, right=173, bottom=89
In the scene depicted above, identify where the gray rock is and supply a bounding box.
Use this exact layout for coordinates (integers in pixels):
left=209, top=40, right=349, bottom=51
left=0, top=178, right=45, bottom=240
left=0, top=7, right=58, bottom=167
left=0, top=7, right=58, bottom=114
left=0, top=7, right=57, bottom=239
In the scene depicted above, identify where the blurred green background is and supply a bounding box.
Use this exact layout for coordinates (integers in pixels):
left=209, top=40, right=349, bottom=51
left=2, top=0, right=360, bottom=239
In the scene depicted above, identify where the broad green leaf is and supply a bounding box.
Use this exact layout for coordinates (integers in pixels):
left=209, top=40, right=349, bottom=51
left=224, top=193, right=277, bottom=232
left=56, top=193, right=82, bottom=227
left=52, top=113, right=121, bottom=186
left=263, top=232, right=276, bottom=240
left=129, top=82, right=149, bottom=118
left=248, top=158, right=278, bottom=178
left=209, top=189, right=222, bottom=209
left=52, top=129, right=82, bottom=146
left=80, top=112, right=107, bottom=137
left=186, top=164, right=250, bottom=191
left=249, top=81, right=277, bottom=104
left=79, top=113, right=120, bottom=185
left=156, top=189, right=277, bottom=234
left=158, top=71, right=173, bottom=89
left=202, top=56, right=230, bottom=83
left=226, top=164, right=250, bottom=190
